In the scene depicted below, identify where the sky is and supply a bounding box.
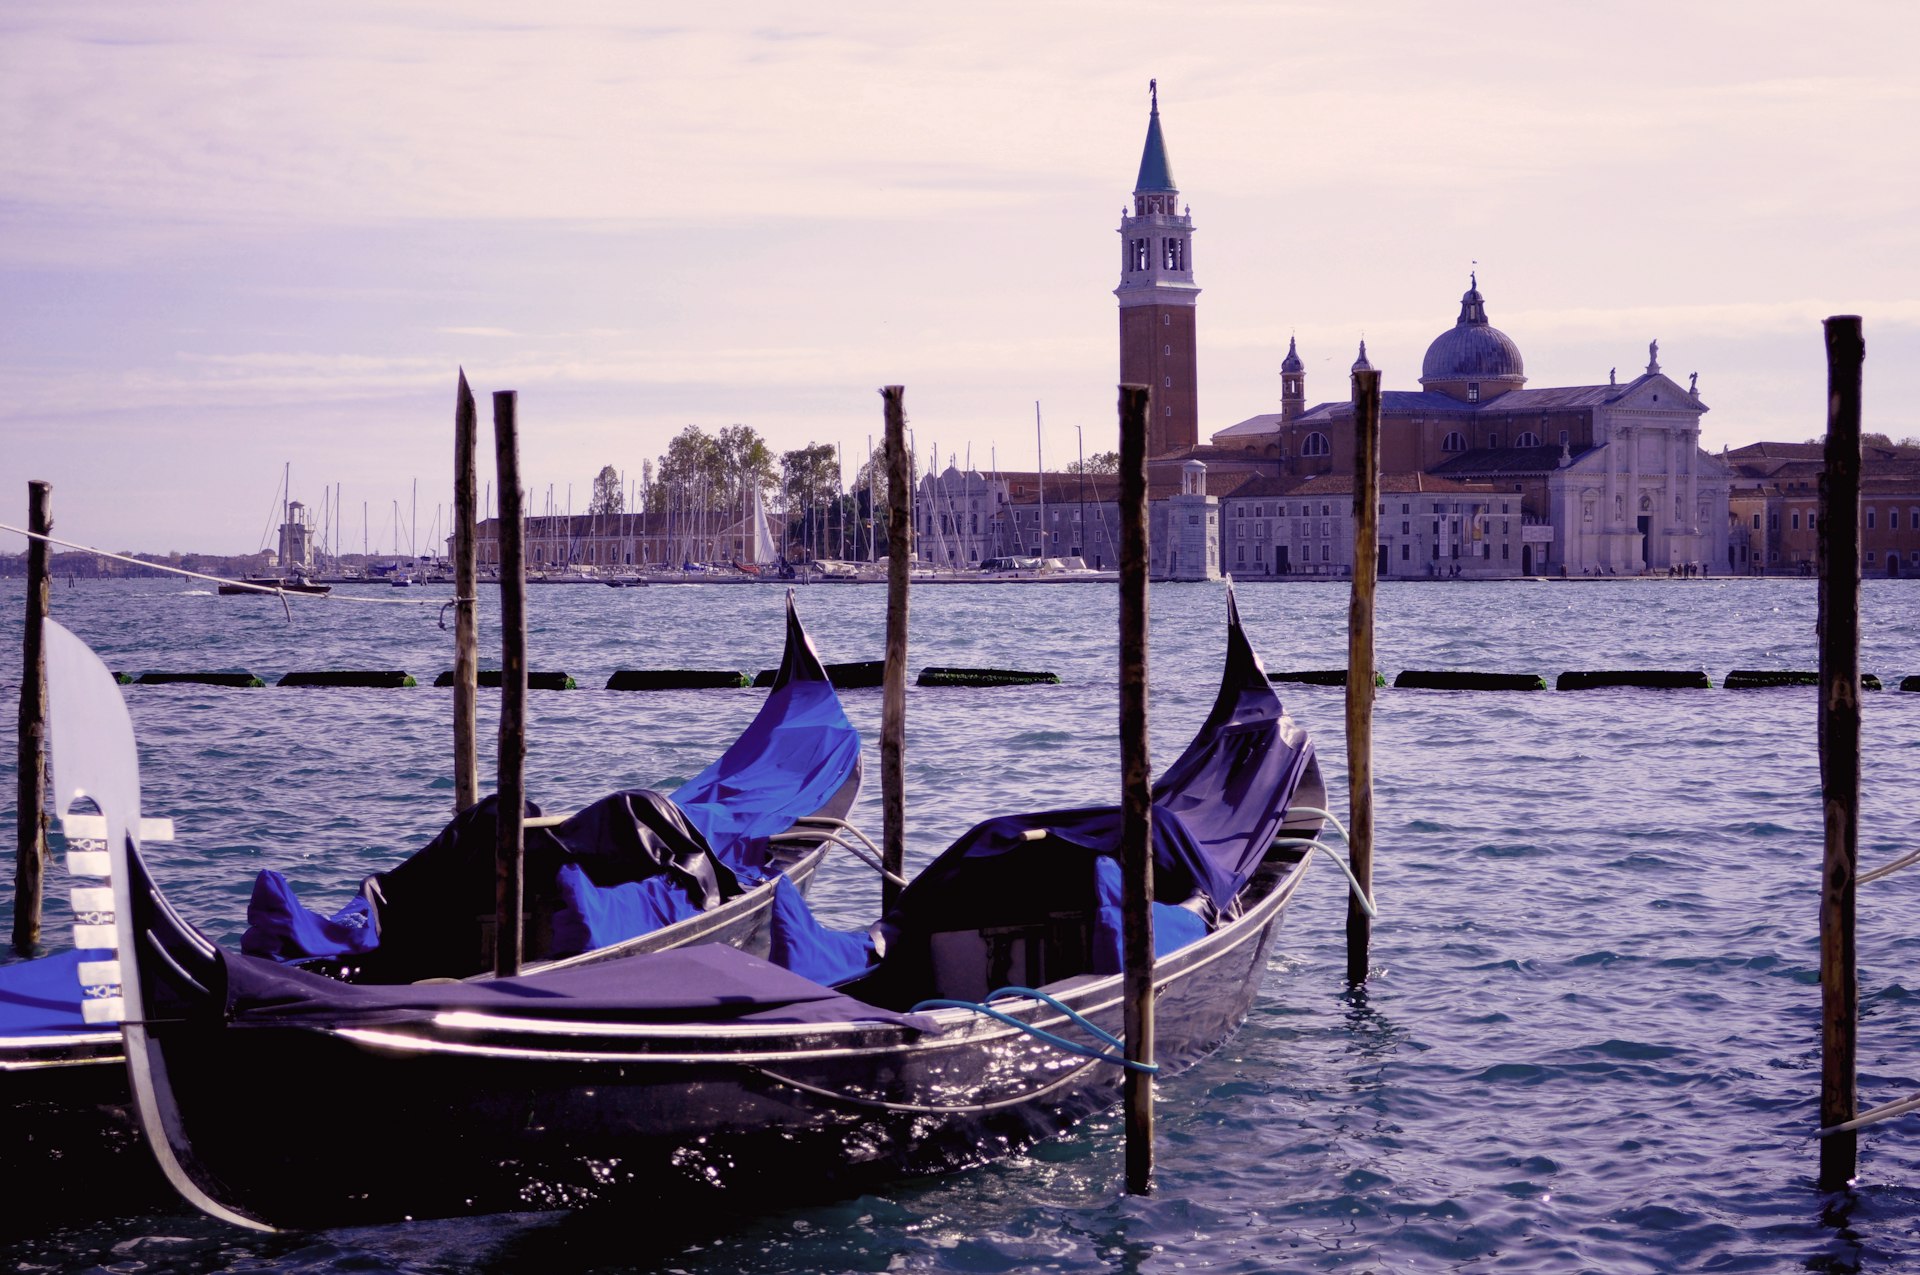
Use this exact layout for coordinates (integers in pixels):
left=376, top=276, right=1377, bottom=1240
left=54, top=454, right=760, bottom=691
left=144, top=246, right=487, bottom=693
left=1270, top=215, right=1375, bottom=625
left=2, top=0, right=1916, bottom=556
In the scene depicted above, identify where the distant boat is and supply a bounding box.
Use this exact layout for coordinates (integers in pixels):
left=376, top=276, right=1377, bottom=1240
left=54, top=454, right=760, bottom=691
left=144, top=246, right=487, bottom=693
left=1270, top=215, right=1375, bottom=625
left=389, top=571, right=413, bottom=588
left=218, top=576, right=332, bottom=596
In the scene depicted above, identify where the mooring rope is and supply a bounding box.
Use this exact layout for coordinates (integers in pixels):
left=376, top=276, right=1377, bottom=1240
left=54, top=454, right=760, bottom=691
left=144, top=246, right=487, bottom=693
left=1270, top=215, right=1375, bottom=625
left=1276, top=805, right=1378, bottom=919
left=909, top=986, right=1159, bottom=1074
left=1818, top=1090, right=1920, bottom=1137
left=0, top=523, right=442, bottom=610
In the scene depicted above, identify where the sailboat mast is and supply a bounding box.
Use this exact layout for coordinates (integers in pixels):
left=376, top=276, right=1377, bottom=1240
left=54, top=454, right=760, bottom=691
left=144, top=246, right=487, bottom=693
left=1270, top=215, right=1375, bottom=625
left=1035, top=402, right=1046, bottom=559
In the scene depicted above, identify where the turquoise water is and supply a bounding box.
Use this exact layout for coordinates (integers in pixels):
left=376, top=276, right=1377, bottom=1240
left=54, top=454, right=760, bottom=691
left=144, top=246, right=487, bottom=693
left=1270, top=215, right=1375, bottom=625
left=2, top=576, right=1919, bottom=1272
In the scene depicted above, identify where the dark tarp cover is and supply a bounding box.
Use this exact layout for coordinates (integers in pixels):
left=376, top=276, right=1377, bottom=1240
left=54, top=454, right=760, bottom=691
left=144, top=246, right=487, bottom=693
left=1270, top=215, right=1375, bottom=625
left=241, top=597, right=861, bottom=974
left=220, top=940, right=935, bottom=1032
left=0, top=948, right=115, bottom=1037
left=859, top=593, right=1313, bottom=988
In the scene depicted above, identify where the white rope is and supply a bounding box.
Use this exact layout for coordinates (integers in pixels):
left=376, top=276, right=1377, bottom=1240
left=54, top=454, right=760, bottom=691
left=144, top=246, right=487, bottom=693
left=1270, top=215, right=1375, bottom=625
left=1860, top=848, right=1920, bottom=886
left=1275, top=803, right=1378, bottom=919
left=1818, top=1090, right=1920, bottom=1137
left=0, top=523, right=442, bottom=609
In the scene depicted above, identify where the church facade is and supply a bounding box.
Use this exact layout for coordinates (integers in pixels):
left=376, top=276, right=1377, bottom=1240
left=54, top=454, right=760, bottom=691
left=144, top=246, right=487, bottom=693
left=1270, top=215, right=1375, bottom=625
left=1209, top=280, right=1732, bottom=575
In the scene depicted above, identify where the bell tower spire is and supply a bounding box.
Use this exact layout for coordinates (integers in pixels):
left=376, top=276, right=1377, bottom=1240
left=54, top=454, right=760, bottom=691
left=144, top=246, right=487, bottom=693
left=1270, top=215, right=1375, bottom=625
left=1116, top=81, right=1200, bottom=457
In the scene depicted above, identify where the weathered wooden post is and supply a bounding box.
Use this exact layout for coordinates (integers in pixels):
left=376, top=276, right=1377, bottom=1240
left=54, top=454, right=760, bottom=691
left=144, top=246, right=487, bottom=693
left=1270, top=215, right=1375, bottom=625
left=13, top=480, right=52, bottom=955
left=1117, top=382, right=1155, bottom=1194
left=1818, top=315, right=1863, bottom=1192
left=880, top=385, right=910, bottom=912
left=492, top=390, right=527, bottom=978
left=1347, top=368, right=1381, bottom=986
left=452, top=371, right=480, bottom=814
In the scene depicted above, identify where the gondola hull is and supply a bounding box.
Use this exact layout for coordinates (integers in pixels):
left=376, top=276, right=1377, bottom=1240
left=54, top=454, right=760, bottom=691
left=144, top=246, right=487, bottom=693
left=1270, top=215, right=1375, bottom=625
left=134, top=846, right=1309, bottom=1229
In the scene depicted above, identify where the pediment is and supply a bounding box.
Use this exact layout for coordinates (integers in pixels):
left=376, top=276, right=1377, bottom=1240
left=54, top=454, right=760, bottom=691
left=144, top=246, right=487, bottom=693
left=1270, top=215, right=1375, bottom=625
left=1609, top=373, right=1707, bottom=415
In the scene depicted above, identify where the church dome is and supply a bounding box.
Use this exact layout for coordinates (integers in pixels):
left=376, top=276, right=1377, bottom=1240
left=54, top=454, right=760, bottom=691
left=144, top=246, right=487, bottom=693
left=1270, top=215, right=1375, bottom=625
left=1419, top=276, right=1525, bottom=388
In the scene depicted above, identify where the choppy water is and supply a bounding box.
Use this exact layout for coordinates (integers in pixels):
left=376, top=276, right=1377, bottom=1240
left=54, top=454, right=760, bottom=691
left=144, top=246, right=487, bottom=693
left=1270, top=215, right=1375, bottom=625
left=1, top=575, right=1918, bottom=1273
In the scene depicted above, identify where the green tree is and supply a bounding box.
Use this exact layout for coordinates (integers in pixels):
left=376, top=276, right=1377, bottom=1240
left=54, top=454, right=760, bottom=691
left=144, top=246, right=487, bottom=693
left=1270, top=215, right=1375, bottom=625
left=588, top=464, right=623, bottom=515
left=1068, top=450, right=1121, bottom=475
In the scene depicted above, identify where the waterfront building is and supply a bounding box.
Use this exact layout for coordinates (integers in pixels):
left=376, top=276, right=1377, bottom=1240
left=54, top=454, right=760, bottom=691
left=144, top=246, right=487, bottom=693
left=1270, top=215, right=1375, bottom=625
left=1724, top=440, right=1920, bottom=575
left=275, top=501, right=315, bottom=572
left=467, top=508, right=780, bottom=571
left=1220, top=473, right=1519, bottom=579
left=1210, top=279, right=1732, bottom=574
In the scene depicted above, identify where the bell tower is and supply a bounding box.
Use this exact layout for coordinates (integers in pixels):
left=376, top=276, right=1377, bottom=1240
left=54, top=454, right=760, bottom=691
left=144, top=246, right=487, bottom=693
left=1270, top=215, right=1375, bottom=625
left=1116, top=81, right=1200, bottom=457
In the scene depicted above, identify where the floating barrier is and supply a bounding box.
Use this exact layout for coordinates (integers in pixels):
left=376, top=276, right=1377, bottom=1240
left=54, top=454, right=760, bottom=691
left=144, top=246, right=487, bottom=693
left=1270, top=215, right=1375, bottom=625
left=753, top=660, right=886, bottom=690
left=433, top=670, right=576, bottom=690
left=134, top=671, right=265, bottom=688
left=1556, top=670, right=1711, bottom=691
left=1902, top=675, right=1920, bottom=693
left=1394, top=670, right=1547, bottom=692
left=1266, top=670, right=1387, bottom=688
left=1723, top=670, right=1883, bottom=690
left=606, top=669, right=751, bottom=691
left=277, top=671, right=417, bottom=689
left=917, top=667, right=1062, bottom=688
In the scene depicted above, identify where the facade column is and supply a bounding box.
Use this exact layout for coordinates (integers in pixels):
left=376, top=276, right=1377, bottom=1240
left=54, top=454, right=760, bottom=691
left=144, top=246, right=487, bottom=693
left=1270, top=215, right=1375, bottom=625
left=1625, top=425, right=1641, bottom=570
left=1603, top=422, right=1619, bottom=568
left=1686, top=429, right=1700, bottom=536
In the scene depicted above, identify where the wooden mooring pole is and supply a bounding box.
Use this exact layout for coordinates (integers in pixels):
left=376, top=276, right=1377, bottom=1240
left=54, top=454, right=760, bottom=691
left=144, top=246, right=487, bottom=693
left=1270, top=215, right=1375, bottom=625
left=492, top=390, right=527, bottom=979
left=1118, top=382, right=1155, bottom=1195
left=1818, top=315, right=1863, bottom=1192
left=1347, top=369, right=1381, bottom=986
left=13, top=480, right=52, bottom=956
left=452, top=371, right=480, bottom=814
left=880, top=385, right=909, bottom=912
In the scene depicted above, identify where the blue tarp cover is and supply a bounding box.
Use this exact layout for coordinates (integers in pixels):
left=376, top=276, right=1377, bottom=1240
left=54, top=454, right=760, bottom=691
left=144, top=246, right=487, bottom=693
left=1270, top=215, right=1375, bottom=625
left=766, top=875, right=875, bottom=986
left=0, top=949, right=114, bottom=1037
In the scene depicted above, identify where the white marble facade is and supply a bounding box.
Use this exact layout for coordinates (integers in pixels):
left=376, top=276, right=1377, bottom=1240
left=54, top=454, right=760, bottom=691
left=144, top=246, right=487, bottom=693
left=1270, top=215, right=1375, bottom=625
left=1546, top=370, right=1730, bottom=573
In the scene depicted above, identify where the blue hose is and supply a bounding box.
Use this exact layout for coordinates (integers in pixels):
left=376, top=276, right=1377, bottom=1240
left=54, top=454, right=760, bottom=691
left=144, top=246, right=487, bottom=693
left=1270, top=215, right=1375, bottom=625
left=910, top=986, right=1159, bottom=1074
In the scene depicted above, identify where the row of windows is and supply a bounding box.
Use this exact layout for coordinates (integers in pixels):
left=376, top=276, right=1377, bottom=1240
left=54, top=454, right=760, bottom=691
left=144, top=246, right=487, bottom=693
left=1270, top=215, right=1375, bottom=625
left=1291, top=428, right=1568, bottom=455
left=1233, top=500, right=1512, bottom=519
left=1761, top=508, right=1920, bottom=531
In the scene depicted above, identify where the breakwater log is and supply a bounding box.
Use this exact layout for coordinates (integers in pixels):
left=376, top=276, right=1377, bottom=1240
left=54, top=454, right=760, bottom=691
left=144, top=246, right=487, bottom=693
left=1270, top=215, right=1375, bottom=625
left=1556, top=670, right=1711, bottom=691
left=1902, top=675, right=1920, bottom=693
left=753, top=660, right=885, bottom=690
left=277, top=671, right=417, bottom=689
left=916, top=667, right=1061, bottom=687
left=1724, top=669, right=1883, bottom=690
left=1394, top=670, right=1547, bottom=691
left=1266, top=670, right=1387, bottom=688
left=135, top=671, right=265, bottom=688
left=606, top=669, right=751, bottom=691
left=433, top=670, right=575, bottom=690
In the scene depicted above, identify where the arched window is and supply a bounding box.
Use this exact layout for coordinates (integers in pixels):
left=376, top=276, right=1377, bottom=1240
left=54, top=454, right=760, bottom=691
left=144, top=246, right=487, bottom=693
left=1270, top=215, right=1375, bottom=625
left=1442, top=431, right=1467, bottom=453
left=1302, top=432, right=1330, bottom=457
left=1516, top=431, right=1540, bottom=447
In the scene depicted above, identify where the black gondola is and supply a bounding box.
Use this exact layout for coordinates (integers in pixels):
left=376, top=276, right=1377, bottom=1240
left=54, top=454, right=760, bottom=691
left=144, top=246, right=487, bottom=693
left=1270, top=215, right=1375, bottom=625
left=54, top=595, right=1328, bottom=1232
left=2, top=597, right=863, bottom=1193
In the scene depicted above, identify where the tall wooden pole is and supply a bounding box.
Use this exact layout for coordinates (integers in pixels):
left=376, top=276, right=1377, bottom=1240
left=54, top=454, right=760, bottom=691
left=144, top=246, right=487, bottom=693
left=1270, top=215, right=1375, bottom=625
left=1347, top=368, right=1381, bottom=986
left=880, top=386, right=910, bottom=912
left=1117, top=382, right=1155, bottom=1195
left=452, top=371, right=480, bottom=814
left=1818, top=315, right=1863, bottom=1191
left=492, top=390, right=527, bottom=978
left=13, top=481, right=51, bottom=956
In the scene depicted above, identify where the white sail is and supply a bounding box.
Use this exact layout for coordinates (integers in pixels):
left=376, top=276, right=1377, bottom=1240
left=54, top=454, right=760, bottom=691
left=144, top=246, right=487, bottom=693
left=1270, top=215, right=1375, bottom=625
left=752, top=485, right=777, bottom=564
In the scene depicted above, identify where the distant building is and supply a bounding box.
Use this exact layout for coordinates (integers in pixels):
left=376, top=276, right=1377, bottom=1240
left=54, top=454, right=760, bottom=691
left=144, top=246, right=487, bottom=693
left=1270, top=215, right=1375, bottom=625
left=1209, top=279, right=1731, bottom=574
left=275, top=501, right=315, bottom=572
left=1221, top=473, right=1522, bottom=579
left=1724, top=441, right=1920, bottom=575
